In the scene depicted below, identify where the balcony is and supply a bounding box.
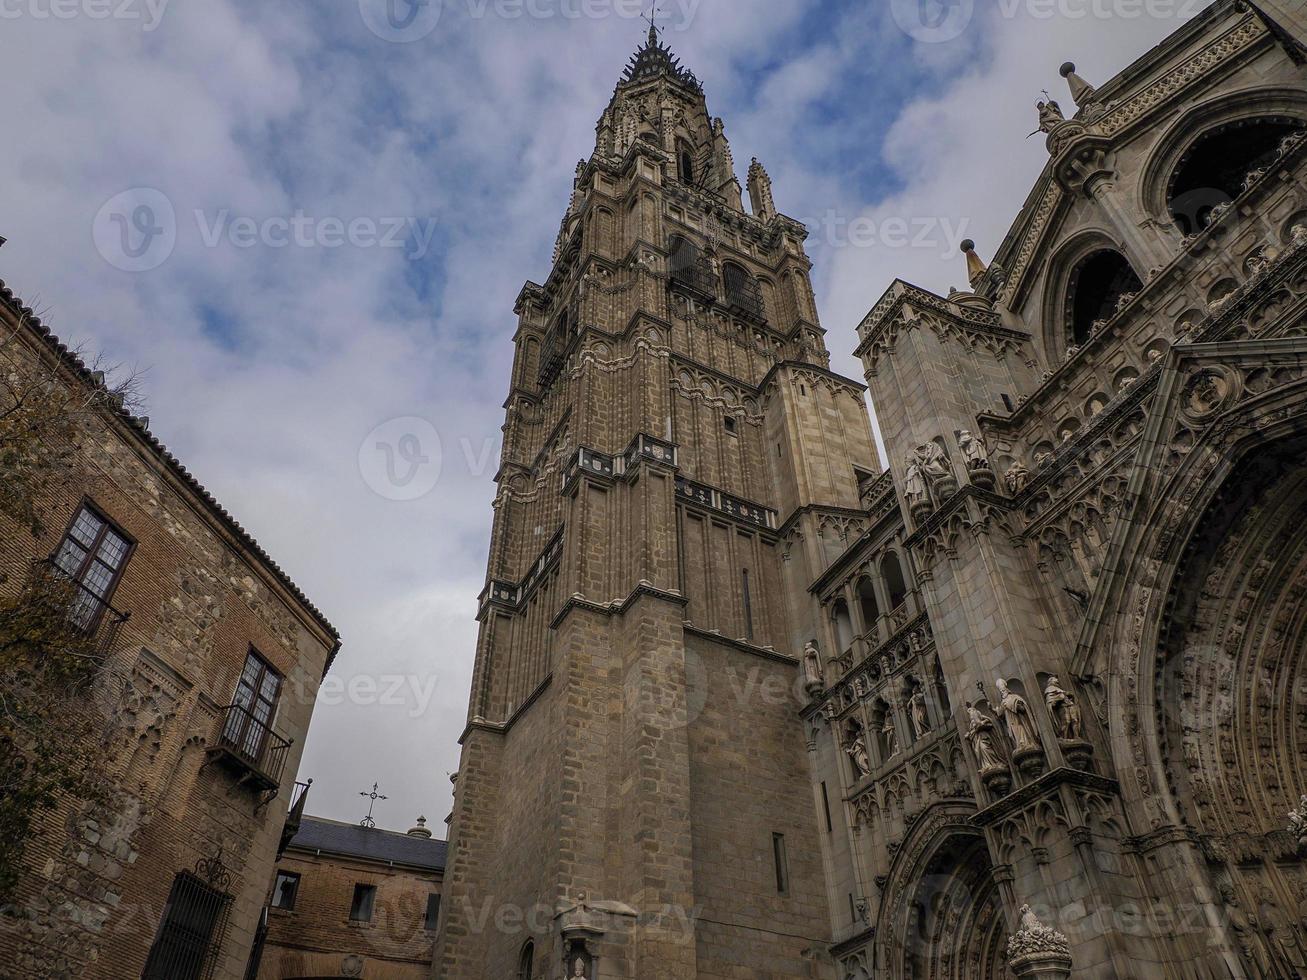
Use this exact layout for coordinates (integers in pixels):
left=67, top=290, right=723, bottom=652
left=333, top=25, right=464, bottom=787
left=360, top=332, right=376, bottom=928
left=668, top=255, right=718, bottom=301
left=724, top=275, right=766, bottom=323
left=206, top=703, right=291, bottom=796
left=28, top=559, right=130, bottom=659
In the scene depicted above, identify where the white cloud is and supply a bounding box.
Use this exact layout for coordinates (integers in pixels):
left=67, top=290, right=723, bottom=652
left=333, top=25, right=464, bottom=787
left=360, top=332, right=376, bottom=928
left=0, top=0, right=1210, bottom=829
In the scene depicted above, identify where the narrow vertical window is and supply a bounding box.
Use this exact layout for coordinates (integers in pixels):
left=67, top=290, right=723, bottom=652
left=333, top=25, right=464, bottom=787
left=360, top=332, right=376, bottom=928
left=742, top=569, right=754, bottom=641
left=820, top=782, right=833, bottom=833
left=773, top=833, right=789, bottom=894
left=349, top=883, right=377, bottom=922
left=424, top=894, right=441, bottom=931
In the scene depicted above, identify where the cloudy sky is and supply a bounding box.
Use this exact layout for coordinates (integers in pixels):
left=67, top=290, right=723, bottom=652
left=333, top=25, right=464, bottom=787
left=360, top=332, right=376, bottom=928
left=0, top=0, right=1208, bottom=831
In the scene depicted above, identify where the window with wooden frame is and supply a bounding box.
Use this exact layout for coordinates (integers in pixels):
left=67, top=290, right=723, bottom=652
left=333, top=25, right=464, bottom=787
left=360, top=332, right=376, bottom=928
left=271, top=871, right=300, bottom=911
left=50, top=501, right=133, bottom=628
left=220, top=649, right=282, bottom=767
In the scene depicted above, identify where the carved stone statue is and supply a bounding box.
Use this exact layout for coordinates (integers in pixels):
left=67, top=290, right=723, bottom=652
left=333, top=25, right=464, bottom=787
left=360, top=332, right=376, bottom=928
left=957, top=430, right=989, bottom=471
left=1037, top=99, right=1065, bottom=134
left=994, top=679, right=1041, bottom=754
left=801, top=639, right=824, bottom=695
left=881, top=711, right=899, bottom=759
left=904, top=456, right=928, bottom=506
left=1044, top=676, right=1083, bottom=741
left=908, top=687, right=930, bottom=741
left=845, top=726, right=872, bottom=779
left=915, top=442, right=951, bottom=483
left=965, top=702, right=1004, bottom=772
left=1006, top=462, right=1030, bottom=495
left=1289, top=795, right=1307, bottom=848
left=572, top=957, right=587, bottom=979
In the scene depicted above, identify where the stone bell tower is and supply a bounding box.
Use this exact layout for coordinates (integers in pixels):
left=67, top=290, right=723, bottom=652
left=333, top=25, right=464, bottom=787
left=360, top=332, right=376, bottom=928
left=433, top=26, right=881, bottom=980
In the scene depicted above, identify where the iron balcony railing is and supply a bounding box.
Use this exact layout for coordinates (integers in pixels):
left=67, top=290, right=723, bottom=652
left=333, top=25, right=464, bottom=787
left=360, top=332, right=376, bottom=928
left=210, top=703, right=291, bottom=794
left=29, top=559, right=130, bottom=659
left=668, top=253, right=718, bottom=301
left=724, top=272, right=766, bottom=323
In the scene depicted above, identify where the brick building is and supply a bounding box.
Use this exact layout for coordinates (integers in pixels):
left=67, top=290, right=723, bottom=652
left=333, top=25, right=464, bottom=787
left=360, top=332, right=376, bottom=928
left=0, top=280, right=340, bottom=979
left=254, top=811, right=445, bottom=979
left=436, top=4, right=1307, bottom=979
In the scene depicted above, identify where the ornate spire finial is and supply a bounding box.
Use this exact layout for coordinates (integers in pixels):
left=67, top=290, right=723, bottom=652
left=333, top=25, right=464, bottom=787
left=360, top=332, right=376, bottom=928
left=643, top=2, right=660, bottom=46
left=961, top=239, right=988, bottom=288
left=1060, top=62, right=1097, bottom=107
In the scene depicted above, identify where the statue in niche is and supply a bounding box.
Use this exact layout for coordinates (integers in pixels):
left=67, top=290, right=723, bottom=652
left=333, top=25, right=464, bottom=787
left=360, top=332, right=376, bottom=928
left=1044, top=676, right=1084, bottom=741
left=994, top=679, right=1041, bottom=753
left=915, top=442, right=951, bottom=484
left=964, top=702, right=1004, bottom=772
left=845, top=725, right=872, bottom=779
left=571, top=957, right=588, bottom=979
left=801, top=640, right=824, bottom=694
left=957, top=430, right=989, bottom=471
left=1005, top=461, right=1030, bottom=495
left=1253, top=884, right=1303, bottom=974
left=908, top=686, right=931, bottom=740
left=881, top=710, right=899, bottom=759
left=1036, top=98, right=1065, bottom=134
left=904, top=456, right=928, bottom=506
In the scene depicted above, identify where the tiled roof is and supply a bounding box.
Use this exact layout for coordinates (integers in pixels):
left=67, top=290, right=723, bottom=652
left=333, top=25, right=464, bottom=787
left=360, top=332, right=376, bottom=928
left=289, top=816, right=447, bottom=872
left=0, top=279, right=341, bottom=654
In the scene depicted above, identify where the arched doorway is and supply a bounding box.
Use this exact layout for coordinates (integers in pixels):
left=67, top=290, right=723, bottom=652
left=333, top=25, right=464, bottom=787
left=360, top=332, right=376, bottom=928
left=1154, top=435, right=1307, bottom=976
left=881, top=829, right=1012, bottom=980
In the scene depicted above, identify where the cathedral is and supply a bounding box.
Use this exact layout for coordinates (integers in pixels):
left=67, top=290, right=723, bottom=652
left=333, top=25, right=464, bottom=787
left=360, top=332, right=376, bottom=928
left=433, top=2, right=1307, bottom=977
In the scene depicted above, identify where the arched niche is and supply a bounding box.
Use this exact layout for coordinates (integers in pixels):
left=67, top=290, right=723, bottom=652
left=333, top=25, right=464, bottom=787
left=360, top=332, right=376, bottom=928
left=882, top=553, right=909, bottom=611
left=832, top=598, right=854, bottom=652
left=1137, top=87, right=1307, bottom=233
left=856, top=577, right=880, bottom=631
left=1039, top=231, right=1141, bottom=360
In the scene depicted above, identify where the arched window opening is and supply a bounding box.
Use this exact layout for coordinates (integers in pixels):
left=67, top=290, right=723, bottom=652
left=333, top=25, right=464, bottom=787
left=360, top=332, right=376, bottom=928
left=677, top=140, right=696, bottom=184
left=722, top=261, right=765, bottom=322
left=1168, top=118, right=1303, bottom=235
left=882, top=554, right=909, bottom=611
left=1066, top=250, right=1143, bottom=347
left=667, top=234, right=715, bottom=299
left=832, top=599, right=854, bottom=652
left=537, top=309, right=573, bottom=390
left=518, top=940, right=535, bottom=980
left=856, top=578, right=879, bottom=632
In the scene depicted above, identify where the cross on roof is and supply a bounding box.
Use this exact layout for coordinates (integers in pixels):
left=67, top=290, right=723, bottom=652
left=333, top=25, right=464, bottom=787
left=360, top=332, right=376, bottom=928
left=359, top=782, right=388, bottom=829
left=643, top=2, right=661, bottom=45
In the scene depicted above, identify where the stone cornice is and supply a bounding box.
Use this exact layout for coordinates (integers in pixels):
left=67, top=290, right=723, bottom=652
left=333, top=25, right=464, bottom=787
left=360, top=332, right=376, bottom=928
left=758, top=359, right=868, bottom=395
left=683, top=625, right=798, bottom=665
left=970, top=768, right=1120, bottom=828
left=459, top=675, right=553, bottom=744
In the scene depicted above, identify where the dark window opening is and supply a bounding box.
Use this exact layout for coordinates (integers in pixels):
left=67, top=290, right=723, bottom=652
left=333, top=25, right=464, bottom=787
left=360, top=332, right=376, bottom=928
left=141, top=872, right=232, bottom=980
left=722, top=261, right=765, bottom=322
left=667, top=235, right=715, bottom=299
left=51, top=502, right=133, bottom=628
left=1067, top=249, right=1143, bottom=347
left=1168, top=118, right=1302, bottom=235
left=350, top=883, right=377, bottom=922
left=882, top=554, right=910, bottom=611
left=425, top=894, right=441, bottom=931
left=724, top=415, right=738, bottom=435
left=271, top=872, right=300, bottom=911
left=518, top=940, right=535, bottom=980
left=820, top=782, right=833, bottom=833
left=772, top=833, right=790, bottom=894
left=856, top=578, right=879, bottom=630
left=677, top=141, right=696, bottom=184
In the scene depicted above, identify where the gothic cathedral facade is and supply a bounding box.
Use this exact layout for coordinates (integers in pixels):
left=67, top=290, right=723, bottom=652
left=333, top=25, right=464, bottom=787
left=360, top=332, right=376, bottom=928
left=435, top=3, right=1307, bottom=978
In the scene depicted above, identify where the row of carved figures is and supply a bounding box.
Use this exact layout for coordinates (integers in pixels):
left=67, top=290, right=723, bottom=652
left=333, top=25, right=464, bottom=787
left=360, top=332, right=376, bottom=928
left=904, top=430, right=996, bottom=516
left=963, top=676, right=1091, bottom=796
